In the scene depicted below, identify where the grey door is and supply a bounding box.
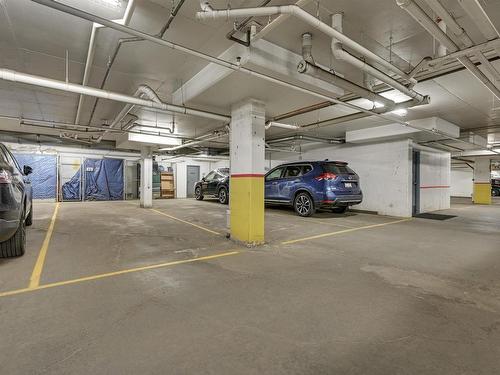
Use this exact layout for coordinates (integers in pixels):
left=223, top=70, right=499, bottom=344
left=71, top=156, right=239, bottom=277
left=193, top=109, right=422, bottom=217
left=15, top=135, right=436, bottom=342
left=186, top=165, right=200, bottom=198
left=412, top=150, right=420, bottom=216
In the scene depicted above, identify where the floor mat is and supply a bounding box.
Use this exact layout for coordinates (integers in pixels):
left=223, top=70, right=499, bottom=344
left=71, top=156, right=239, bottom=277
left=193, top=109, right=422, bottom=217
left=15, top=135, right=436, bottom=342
left=414, top=213, right=457, bottom=220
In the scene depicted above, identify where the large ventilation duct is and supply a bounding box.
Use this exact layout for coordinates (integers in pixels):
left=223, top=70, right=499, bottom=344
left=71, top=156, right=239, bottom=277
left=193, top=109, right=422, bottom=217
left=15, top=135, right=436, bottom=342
left=397, top=0, right=500, bottom=100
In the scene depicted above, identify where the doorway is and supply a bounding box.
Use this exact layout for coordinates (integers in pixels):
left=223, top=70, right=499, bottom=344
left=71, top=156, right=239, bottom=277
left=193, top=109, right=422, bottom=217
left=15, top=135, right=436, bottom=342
left=412, top=150, right=420, bottom=216
left=186, top=165, right=200, bottom=198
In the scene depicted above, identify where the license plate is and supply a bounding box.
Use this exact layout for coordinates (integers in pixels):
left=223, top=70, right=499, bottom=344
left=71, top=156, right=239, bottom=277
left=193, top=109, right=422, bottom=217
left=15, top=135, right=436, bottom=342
left=344, top=182, right=353, bottom=188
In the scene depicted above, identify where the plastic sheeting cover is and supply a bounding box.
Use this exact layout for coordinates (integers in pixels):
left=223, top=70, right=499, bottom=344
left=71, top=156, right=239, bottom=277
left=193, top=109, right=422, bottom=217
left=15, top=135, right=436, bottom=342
left=13, top=154, right=57, bottom=199
left=62, top=168, right=81, bottom=201
left=84, top=158, right=124, bottom=201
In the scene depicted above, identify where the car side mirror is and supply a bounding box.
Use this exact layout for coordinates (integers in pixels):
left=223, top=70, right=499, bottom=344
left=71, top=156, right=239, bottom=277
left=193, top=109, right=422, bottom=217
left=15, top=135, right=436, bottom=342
left=23, top=165, right=33, bottom=175
left=201, top=177, right=206, bottom=181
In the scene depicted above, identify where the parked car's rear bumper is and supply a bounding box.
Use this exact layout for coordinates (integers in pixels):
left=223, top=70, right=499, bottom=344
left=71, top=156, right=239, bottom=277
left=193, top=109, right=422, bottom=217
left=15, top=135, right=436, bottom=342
left=319, top=194, right=363, bottom=208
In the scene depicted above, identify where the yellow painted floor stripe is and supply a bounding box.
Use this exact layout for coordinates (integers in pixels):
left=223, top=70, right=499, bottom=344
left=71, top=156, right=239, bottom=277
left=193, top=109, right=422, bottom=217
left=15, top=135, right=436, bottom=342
left=28, top=202, right=60, bottom=288
left=282, top=218, right=412, bottom=245
left=151, top=209, right=221, bottom=235
left=1, top=251, right=240, bottom=299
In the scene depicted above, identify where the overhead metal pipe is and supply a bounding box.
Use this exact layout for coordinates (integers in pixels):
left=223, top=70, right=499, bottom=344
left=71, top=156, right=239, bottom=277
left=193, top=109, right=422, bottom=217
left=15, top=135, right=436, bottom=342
left=159, top=132, right=228, bottom=152
left=30, top=0, right=428, bottom=128
left=265, top=121, right=300, bottom=130
left=298, top=33, right=397, bottom=108
left=397, top=0, right=500, bottom=100
left=0, top=68, right=231, bottom=123
left=196, top=3, right=415, bottom=83
left=87, top=0, right=186, bottom=125
left=75, top=0, right=136, bottom=124
left=423, top=0, right=500, bottom=82
left=330, top=13, right=427, bottom=103
left=298, top=60, right=397, bottom=107
left=95, top=84, right=167, bottom=143
left=457, top=0, right=499, bottom=41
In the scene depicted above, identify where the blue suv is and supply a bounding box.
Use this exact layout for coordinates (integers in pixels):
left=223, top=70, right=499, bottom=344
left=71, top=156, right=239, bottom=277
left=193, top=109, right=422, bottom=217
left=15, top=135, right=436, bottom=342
left=265, top=160, right=362, bottom=216
left=195, top=160, right=362, bottom=217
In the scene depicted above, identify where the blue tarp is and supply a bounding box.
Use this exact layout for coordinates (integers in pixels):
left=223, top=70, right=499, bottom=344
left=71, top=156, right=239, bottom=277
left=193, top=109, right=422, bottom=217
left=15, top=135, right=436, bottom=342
left=62, top=168, right=81, bottom=201
left=84, top=158, right=124, bottom=201
left=13, top=154, right=57, bottom=199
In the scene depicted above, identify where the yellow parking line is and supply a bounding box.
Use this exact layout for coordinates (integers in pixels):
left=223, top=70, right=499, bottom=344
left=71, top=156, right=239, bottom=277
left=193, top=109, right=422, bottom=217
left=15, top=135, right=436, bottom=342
left=282, top=218, right=412, bottom=245
left=29, top=202, right=60, bottom=288
left=1, top=251, right=240, bottom=299
left=151, top=209, right=221, bottom=235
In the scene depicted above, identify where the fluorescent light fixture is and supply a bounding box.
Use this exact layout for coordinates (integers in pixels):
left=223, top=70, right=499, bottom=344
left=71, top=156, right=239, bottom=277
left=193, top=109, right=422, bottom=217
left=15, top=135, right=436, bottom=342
left=127, top=133, right=182, bottom=146
left=373, top=101, right=385, bottom=108
left=380, top=90, right=412, bottom=103
left=391, top=108, right=408, bottom=117
left=92, top=0, right=122, bottom=8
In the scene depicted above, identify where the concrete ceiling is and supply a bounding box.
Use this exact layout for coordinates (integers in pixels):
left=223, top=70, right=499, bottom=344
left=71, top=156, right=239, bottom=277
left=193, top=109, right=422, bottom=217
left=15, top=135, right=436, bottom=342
left=0, top=0, right=500, bottom=149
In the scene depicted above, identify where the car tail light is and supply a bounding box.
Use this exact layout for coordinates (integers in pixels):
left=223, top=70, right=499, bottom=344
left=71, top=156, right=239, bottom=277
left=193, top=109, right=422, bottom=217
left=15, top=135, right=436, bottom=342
left=315, top=172, right=337, bottom=181
left=0, top=169, right=12, bottom=184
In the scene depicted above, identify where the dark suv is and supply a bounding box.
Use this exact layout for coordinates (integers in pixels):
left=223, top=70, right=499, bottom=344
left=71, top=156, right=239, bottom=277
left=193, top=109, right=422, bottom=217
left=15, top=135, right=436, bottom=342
left=195, top=168, right=230, bottom=204
left=0, top=143, right=33, bottom=257
left=195, top=161, right=362, bottom=216
left=493, top=179, right=500, bottom=196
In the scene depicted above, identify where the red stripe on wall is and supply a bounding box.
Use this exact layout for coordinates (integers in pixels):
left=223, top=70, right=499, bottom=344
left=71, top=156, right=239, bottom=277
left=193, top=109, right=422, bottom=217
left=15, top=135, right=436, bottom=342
left=231, top=174, right=265, bottom=178
left=420, top=185, right=450, bottom=189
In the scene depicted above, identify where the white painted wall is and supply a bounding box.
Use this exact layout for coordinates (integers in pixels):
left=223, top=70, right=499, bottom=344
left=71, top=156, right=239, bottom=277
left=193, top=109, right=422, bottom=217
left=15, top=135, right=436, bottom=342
left=450, top=169, right=473, bottom=197
left=418, top=150, right=451, bottom=213
left=273, top=139, right=414, bottom=217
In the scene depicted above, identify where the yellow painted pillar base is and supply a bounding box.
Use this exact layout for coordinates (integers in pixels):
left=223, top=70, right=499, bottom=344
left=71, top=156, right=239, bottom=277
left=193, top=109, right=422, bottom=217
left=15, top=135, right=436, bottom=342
left=230, top=175, right=264, bottom=245
left=473, top=182, right=492, bottom=204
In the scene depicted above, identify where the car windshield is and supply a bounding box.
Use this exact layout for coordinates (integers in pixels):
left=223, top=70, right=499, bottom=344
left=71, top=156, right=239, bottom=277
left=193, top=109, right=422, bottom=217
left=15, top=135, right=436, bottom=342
left=322, top=163, right=353, bottom=175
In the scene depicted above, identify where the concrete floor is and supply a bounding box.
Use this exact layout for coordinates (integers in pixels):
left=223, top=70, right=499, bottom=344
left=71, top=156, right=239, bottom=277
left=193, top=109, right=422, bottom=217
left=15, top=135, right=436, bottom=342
left=1, top=198, right=500, bottom=374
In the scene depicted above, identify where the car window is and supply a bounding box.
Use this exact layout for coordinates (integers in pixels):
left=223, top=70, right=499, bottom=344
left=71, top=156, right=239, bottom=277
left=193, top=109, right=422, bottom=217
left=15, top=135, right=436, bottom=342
left=265, top=167, right=284, bottom=181
left=219, top=168, right=230, bottom=176
left=322, top=163, right=353, bottom=174
left=204, top=171, right=217, bottom=181
left=302, top=165, right=313, bottom=174
left=284, top=166, right=302, bottom=178
left=0, top=145, right=21, bottom=174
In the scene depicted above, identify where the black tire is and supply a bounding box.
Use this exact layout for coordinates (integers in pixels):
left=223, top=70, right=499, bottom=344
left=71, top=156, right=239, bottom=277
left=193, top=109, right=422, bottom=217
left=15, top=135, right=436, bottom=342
left=195, top=186, right=204, bottom=200
left=332, top=206, right=348, bottom=214
left=218, top=187, right=229, bottom=204
left=25, top=205, right=33, bottom=226
left=0, top=216, right=26, bottom=258
left=493, top=188, right=500, bottom=197
left=293, top=192, right=315, bottom=217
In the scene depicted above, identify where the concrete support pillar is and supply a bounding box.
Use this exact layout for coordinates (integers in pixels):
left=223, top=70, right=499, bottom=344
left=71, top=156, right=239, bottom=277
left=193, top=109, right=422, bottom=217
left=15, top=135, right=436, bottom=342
left=229, top=99, right=266, bottom=245
left=473, top=158, right=491, bottom=204
left=140, top=146, right=153, bottom=208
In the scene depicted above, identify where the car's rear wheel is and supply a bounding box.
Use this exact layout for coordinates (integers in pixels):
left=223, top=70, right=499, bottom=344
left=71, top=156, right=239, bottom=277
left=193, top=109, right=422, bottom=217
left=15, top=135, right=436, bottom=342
left=332, top=206, right=348, bottom=214
left=218, top=187, right=229, bottom=204
left=195, top=186, right=204, bottom=200
left=294, top=192, right=315, bottom=217
left=0, top=213, right=26, bottom=258
left=493, top=188, right=500, bottom=197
